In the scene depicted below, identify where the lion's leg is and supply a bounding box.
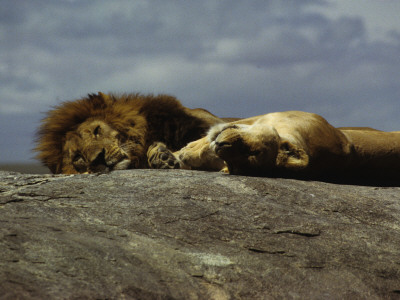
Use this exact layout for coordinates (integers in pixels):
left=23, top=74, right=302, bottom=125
left=177, top=137, right=226, bottom=171
left=147, top=142, right=180, bottom=169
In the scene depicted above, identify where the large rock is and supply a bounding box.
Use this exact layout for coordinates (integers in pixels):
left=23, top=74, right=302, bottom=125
left=1, top=169, right=400, bottom=299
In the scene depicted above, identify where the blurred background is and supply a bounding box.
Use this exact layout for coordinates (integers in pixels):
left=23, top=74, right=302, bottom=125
left=1, top=0, right=400, bottom=174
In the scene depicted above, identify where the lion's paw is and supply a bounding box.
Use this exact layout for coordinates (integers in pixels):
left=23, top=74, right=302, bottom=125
left=208, top=124, right=249, bottom=156
left=177, top=140, right=205, bottom=169
left=177, top=137, right=226, bottom=171
left=147, top=142, right=180, bottom=169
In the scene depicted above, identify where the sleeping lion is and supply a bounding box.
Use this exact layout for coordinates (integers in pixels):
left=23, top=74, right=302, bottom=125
left=177, top=111, right=400, bottom=179
left=35, top=92, right=225, bottom=174
left=36, top=92, right=400, bottom=181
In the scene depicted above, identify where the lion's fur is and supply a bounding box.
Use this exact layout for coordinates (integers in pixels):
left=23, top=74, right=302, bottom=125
left=35, top=92, right=223, bottom=174
left=36, top=95, right=400, bottom=180
left=178, top=111, right=400, bottom=178
left=341, top=130, right=400, bottom=169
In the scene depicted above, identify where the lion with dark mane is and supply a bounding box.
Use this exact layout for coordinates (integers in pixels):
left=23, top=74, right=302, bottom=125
left=35, top=92, right=223, bottom=174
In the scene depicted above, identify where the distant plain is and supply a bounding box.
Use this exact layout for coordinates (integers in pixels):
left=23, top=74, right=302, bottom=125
left=0, top=164, right=50, bottom=174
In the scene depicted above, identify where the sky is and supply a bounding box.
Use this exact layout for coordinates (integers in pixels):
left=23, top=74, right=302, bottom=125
left=1, top=0, right=400, bottom=163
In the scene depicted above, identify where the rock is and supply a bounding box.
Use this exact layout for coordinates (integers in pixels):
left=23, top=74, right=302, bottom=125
left=0, top=169, right=400, bottom=299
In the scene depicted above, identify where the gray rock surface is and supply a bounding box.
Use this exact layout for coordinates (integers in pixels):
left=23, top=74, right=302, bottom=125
left=1, top=169, right=400, bottom=299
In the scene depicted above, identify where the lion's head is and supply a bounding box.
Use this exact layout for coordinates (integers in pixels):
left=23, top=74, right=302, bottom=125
left=35, top=92, right=148, bottom=174
left=206, top=122, right=310, bottom=176
left=60, top=119, right=141, bottom=174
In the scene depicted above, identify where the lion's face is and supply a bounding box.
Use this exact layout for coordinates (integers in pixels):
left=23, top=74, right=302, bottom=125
left=61, top=119, right=142, bottom=174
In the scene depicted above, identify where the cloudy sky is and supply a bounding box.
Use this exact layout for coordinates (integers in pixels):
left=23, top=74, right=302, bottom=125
left=1, top=0, right=400, bottom=164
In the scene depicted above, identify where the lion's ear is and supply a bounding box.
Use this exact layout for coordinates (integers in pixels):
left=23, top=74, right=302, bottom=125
left=98, top=92, right=110, bottom=101
left=276, top=141, right=309, bottom=170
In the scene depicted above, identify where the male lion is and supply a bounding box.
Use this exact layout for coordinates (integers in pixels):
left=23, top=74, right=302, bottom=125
left=35, top=92, right=224, bottom=174
left=177, top=111, right=400, bottom=180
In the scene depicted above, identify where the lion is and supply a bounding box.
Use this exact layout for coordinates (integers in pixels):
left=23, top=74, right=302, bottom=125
left=177, top=111, right=400, bottom=180
left=36, top=94, right=400, bottom=181
left=35, top=92, right=225, bottom=174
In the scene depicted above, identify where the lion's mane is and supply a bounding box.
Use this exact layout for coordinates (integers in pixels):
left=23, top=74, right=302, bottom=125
left=36, top=92, right=218, bottom=173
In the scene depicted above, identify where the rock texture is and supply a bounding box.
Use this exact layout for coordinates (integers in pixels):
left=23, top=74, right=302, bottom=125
left=1, top=169, right=400, bottom=299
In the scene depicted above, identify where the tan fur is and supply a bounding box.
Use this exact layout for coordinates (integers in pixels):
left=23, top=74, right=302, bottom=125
left=35, top=92, right=223, bottom=174
left=341, top=130, right=400, bottom=169
left=178, top=111, right=400, bottom=177
left=37, top=97, right=400, bottom=179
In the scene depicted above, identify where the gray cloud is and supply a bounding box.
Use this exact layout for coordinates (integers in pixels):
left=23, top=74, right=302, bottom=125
left=1, top=0, right=400, bottom=163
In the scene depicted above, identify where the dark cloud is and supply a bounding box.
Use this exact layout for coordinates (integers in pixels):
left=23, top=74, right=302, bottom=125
left=1, top=0, right=400, bottom=163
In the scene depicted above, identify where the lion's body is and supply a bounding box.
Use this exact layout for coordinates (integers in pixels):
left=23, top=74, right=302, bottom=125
left=341, top=130, right=400, bottom=170
left=36, top=95, right=400, bottom=181
left=178, top=111, right=400, bottom=178
left=35, top=93, right=223, bottom=174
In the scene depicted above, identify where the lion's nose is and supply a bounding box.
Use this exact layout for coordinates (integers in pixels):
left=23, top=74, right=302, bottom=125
left=90, top=149, right=107, bottom=172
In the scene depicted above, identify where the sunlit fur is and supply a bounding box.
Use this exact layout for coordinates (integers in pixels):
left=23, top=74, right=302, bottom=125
left=35, top=92, right=222, bottom=174
left=178, top=111, right=400, bottom=177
